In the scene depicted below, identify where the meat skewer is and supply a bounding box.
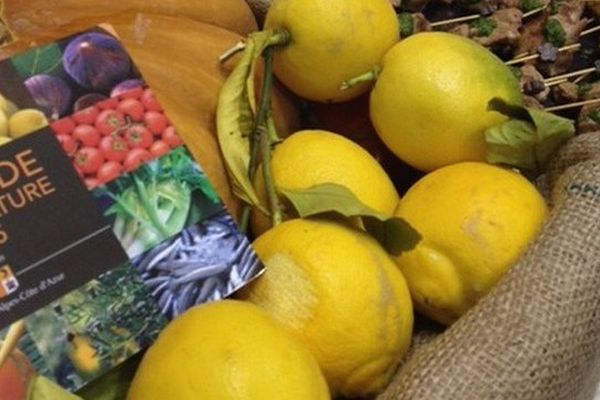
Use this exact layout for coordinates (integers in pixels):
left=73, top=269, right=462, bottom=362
left=428, top=5, right=547, bottom=28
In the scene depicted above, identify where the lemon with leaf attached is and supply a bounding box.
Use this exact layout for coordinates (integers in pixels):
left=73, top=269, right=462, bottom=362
left=368, top=32, right=523, bottom=171
left=252, top=129, right=399, bottom=236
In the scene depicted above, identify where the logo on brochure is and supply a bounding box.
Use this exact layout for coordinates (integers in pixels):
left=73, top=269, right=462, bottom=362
left=0, top=264, right=18, bottom=298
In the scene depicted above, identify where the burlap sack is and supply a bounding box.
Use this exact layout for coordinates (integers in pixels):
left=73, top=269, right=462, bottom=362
left=378, top=132, right=600, bottom=400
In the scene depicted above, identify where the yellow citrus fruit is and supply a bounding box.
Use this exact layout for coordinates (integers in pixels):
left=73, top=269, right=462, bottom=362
left=394, top=162, right=548, bottom=325
left=370, top=32, right=523, bottom=171
left=265, top=0, right=399, bottom=102
left=127, top=300, right=329, bottom=400
left=239, top=218, right=414, bottom=398
left=252, top=129, right=399, bottom=236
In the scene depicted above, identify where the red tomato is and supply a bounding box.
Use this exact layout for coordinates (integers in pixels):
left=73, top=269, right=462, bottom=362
left=72, top=105, right=100, bottom=125
left=99, top=136, right=130, bottom=162
left=55, top=134, right=78, bottom=156
left=150, top=140, right=171, bottom=158
left=72, top=125, right=101, bottom=147
left=75, top=147, right=104, bottom=175
left=117, top=98, right=145, bottom=122
left=97, top=161, right=123, bottom=184
left=140, top=88, right=163, bottom=112
left=96, top=97, right=119, bottom=110
left=162, top=126, right=184, bottom=148
left=123, top=149, right=153, bottom=172
left=95, top=110, right=127, bottom=136
left=144, top=111, right=168, bottom=135
left=50, top=117, right=76, bottom=136
left=125, top=125, right=153, bottom=149
left=84, top=177, right=100, bottom=190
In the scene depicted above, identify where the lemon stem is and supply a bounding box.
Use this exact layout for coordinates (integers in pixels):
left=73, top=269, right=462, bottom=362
left=263, top=116, right=283, bottom=226
left=240, top=42, right=281, bottom=232
left=340, top=66, right=381, bottom=90
left=219, top=29, right=290, bottom=64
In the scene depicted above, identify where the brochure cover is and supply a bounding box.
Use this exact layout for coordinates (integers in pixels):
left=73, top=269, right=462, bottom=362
left=0, top=26, right=263, bottom=397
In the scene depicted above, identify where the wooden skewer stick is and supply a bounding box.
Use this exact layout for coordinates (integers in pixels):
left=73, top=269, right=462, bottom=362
left=545, top=67, right=596, bottom=84
left=574, top=71, right=593, bottom=84
left=506, top=43, right=581, bottom=65
left=430, top=14, right=480, bottom=27
left=581, top=25, right=600, bottom=37
left=545, top=97, right=600, bottom=112
left=522, top=6, right=548, bottom=18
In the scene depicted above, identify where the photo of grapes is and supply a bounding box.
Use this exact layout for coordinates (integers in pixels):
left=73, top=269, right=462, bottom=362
left=93, top=146, right=224, bottom=259
left=0, top=264, right=166, bottom=396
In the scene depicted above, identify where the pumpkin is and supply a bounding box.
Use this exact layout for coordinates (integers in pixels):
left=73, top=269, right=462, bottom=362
left=0, top=11, right=300, bottom=218
left=0, top=0, right=257, bottom=47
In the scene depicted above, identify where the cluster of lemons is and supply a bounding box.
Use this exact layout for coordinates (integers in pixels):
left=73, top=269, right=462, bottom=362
left=127, top=0, right=549, bottom=399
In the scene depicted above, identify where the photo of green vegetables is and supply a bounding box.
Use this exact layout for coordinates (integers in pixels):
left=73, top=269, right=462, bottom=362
left=94, top=147, right=223, bottom=259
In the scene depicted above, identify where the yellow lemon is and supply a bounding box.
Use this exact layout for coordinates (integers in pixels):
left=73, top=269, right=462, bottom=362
left=239, top=218, right=413, bottom=398
left=127, top=300, right=329, bottom=400
left=252, top=129, right=399, bottom=236
left=370, top=32, right=523, bottom=171
left=394, top=162, right=548, bottom=325
left=265, top=0, right=399, bottom=102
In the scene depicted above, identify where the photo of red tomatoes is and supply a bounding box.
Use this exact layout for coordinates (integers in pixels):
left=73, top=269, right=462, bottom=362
left=49, top=84, right=184, bottom=189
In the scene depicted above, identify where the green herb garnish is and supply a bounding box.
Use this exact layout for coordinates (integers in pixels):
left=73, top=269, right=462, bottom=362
left=543, top=19, right=566, bottom=47
left=578, top=82, right=593, bottom=97
left=469, top=17, right=497, bottom=37
left=521, top=0, right=542, bottom=12
left=588, top=110, right=600, bottom=124
left=509, top=66, right=523, bottom=79
left=550, top=0, right=565, bottom=15
left=398, top=13, right=414, bottom=38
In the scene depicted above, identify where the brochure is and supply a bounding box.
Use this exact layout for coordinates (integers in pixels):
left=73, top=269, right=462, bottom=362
left=0, top=25, right=263, bottom=396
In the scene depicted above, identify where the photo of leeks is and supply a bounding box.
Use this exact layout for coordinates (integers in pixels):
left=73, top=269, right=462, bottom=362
left=95, top=147, right=223, bottom=259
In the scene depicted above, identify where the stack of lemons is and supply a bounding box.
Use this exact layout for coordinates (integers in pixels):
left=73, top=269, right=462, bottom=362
left=126, top=1, right=549, bottom=399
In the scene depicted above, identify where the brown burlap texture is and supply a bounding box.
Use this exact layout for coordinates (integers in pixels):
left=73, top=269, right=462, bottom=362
left=378, top=132, right=600, bottom=400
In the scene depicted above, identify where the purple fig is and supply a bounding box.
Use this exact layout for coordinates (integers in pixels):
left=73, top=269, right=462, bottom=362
left=63, top=33, right=131, bottom=91
left=110, top=79, right=145, bottom=98
left=24, top=74, right=72, bottom=119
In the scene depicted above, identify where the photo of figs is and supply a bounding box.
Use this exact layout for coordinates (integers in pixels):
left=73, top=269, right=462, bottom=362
left=10, top=28, right=142, bottom=122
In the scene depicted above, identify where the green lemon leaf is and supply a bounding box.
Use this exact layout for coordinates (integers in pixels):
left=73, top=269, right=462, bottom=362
left=27, top=375, right=82, bottom=400
left=216, top=31, right=276, bottom=213
left=529, top=108, right=576, bottom=164
left=485, top=98, right=575, bottom=171
left=279, top=183, right=421, bottom=255
left=485, top=119, right=537, bottom=170
left=11, top=43, right=63, bottom=78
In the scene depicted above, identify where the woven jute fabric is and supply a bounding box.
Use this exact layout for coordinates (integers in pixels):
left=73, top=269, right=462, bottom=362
left=378, top=132, right=600, bottom=400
